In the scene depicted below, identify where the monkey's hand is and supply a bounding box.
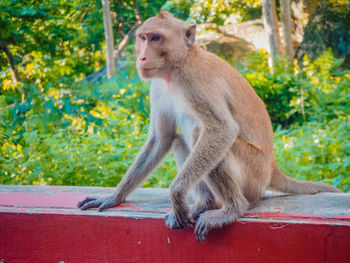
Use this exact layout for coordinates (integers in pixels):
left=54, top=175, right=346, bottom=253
left=165, top=209, right=194, bottom=230
left=77, top=195, right=122, bottom=212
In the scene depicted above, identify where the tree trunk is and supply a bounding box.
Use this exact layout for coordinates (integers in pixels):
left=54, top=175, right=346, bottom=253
left=280, top=0, right=294, bottom=64
left=102, top=0, right=116, bottom=78
left=262, top=0, right=283, bottom=68
left=291, top=0, right=320, bottom=47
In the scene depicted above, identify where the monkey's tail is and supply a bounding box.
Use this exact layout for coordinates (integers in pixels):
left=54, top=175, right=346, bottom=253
left=270, top=162, right=341, bottom=194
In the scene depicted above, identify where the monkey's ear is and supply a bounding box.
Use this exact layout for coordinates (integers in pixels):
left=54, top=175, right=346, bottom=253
left=185, top=24, right=196, bottom=46
left=157, top=10, right=171, bottom=19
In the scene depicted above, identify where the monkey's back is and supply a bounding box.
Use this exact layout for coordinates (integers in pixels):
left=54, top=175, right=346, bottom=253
left=189, top=46, right=274, bottom=156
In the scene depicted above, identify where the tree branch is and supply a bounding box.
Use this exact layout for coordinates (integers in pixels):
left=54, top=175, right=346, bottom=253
left=0, top=41, right=22, bottom=83
left=114, top=23, right=141, bottom=63
left=83, top=2, right=143, bottom=83
left=114, top=0, right=142, bottom=63
left=133, top=0, right=142, bottom=24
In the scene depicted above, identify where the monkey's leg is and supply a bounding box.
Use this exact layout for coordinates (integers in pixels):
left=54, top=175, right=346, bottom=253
left=166, top=135, right=216, bottom=229
left=195, top=154, right=249, bottom=242
left=233, top=138, right=272, bottom=203
left=189, top=181, right=218, bottom=221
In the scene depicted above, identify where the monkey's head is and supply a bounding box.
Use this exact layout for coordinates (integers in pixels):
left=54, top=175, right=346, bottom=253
left=135, top=10, right=196, bottom=80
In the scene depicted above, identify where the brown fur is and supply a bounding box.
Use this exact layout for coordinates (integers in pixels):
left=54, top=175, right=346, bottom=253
left=78, top=10, right=341, bottom=242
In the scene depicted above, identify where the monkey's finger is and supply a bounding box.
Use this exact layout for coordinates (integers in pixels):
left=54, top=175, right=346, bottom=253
left=98, top=200, right=118, bottom=212
left=80, top=200, right=102, bottom=210
left=98, top=206, right=105, bottom=212
left=77, top=196, right=98, bottom=207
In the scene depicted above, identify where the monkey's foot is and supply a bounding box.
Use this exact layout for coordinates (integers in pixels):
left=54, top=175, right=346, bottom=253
left=77, top=195, right=121, bottom=212
left=195, top=209, right=238, bottom=242
left=165, top=211, right=193, bottom=230
left=190, top=201, right=218, bottom=221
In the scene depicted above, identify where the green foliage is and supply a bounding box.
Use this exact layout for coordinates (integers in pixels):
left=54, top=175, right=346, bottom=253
left=0, top=0, right=105, bottom=77
left=163, top=0, right=261, bottom=24
left=238, top=50, right=350, bottom=128
left=0, top=56, right=176, bottom=187
left=0, top=0, right=171, bottom=188
left=274, top=118, right=350, bottom=192
left=111, top=0, right=167, bottom=34
left=162, top=0, right=193, bottom=20
left=238, top=51, right=305, bottom=128
left=300, top=50, right=350, bottom=122
left=0, top=0, right=167, bottom=83
left=240, top=50, right=350, bottom=191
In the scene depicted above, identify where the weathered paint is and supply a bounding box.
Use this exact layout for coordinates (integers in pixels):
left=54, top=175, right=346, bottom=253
left=245, top=211, right=324, bottom=220
left=0, top=185, right=350, bottom=263
left=0, top=192, right=86, bottom=208
left=244, top=212, right=350, bottom=226
left=0, top=192, right=140, bottom=211
left=117, top=204, right=141, bottom=211
left=327, top=215, right=350, bottom=221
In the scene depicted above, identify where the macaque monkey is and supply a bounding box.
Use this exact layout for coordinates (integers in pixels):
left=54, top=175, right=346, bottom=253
left=78, top=11, right=341, bottom=242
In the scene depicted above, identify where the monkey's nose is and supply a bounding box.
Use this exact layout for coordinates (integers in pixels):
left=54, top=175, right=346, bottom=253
left=140, top=57, right=146, bottom=62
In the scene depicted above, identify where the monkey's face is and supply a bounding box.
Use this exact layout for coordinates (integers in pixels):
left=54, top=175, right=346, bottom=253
left=135, top=31, right=169, bottom=79
left=135, top=11, right=195, bottom=80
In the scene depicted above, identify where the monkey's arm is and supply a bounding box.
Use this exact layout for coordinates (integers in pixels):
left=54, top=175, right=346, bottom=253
left=168, top=92, right=239, bottom=227
left=78, top=113, right=176, bottom=211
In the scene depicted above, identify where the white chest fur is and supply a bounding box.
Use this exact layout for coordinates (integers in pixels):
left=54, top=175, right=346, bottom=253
left=151, top=78, right=198, bottom=149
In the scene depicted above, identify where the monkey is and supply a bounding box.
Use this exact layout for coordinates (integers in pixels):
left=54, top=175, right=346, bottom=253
left=77, top=10, right=341, bottom=242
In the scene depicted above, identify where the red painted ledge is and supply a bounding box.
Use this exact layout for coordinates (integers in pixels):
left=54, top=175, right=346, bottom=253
left=0, top=185, right=349, bottom=263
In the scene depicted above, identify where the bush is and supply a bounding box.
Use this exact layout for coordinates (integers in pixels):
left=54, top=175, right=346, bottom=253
left=238, top=50, right=350, bottom=128
left=274, top=118, right=350, bottom=192
left=0, top=58, right=176, bottom=188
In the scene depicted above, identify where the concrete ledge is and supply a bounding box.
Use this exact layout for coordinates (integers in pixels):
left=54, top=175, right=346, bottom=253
left=0, top=185, right=349, bottom=263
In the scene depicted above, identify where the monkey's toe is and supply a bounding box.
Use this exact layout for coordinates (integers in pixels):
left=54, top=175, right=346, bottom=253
left=194, top=210, right=222, bottom=242
left=165, top=211, right=193, bottom=229
left=190, top=205, right=206, bottom=221
left=165, top=211, right=184, bottom=229
left=194, top=216, right=210, bottom=242
left=190, top=202, right=217, bottom=221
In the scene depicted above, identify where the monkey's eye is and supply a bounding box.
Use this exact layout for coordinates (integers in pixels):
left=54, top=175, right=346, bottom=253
left=149, top=33, right=161, bottom=42
left=139, top=34, right=147, bottom=41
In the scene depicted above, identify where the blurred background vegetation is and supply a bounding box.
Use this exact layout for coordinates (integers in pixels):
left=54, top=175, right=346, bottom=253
left=0, top=0, right=349, bottom=191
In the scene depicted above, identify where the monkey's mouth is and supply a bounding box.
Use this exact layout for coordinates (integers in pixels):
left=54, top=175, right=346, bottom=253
left=141, top=67, right=157, bottom=71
